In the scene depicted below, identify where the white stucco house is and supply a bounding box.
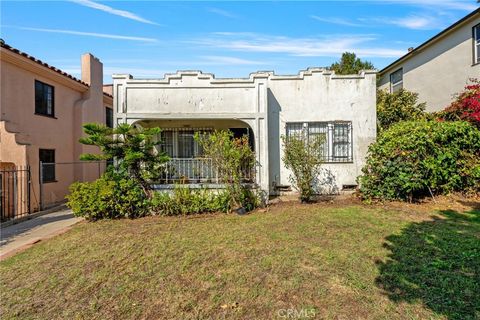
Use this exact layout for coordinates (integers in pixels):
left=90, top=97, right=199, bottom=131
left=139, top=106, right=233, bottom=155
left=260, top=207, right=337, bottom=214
left=112, top=68, right=376, bottom=196
left=378, top=8, right=480, bottom=112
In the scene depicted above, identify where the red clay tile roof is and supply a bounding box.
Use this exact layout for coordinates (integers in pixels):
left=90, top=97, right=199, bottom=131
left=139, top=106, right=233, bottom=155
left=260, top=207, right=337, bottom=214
left=1, top=40, right=113, bottom=98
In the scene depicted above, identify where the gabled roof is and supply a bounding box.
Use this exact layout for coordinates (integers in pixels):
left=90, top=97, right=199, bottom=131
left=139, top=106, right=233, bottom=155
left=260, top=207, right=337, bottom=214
left=379, top=8, right=480, bottom=75
left=0, top=39, right=113, bottom=98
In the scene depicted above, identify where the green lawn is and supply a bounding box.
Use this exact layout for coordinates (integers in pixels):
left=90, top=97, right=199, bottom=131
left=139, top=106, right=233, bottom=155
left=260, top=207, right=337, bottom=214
left=1, top=203, right=479, bottom=320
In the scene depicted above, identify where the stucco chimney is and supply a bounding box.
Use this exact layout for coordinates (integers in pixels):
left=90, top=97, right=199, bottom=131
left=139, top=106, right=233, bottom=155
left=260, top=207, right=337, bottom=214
left=81, top=53, right=103, bottom=89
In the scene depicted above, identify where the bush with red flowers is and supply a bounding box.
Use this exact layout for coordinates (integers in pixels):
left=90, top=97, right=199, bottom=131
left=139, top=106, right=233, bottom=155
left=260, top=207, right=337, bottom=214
left=438, top=79, right=480, bottom=128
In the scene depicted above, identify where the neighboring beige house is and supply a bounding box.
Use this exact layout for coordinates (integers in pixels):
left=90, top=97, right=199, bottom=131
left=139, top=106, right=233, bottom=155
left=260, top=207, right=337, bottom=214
left=0, top=41, right=113, bottom=216
left=378, top=8, right=480, bottom=111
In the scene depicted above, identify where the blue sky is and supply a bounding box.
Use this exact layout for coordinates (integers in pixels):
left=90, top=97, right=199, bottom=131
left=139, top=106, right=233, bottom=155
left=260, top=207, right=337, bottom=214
left=1, top=1, right=478, bottom=83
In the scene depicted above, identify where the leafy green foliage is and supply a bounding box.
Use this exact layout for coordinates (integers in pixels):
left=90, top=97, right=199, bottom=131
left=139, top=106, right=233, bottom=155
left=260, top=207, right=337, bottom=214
left=150, top=186, right=260, bottom=215
left=359, top=120, right=480, bottom=201
left=66, top=171, right=149, bottom=220
left=151, top=187, right=228, bottom=215
left=195, top=130, right=256, bottom=209
left=377, top=89, right=427, bottom=132
left=329, top=52, right=374, bottom=75
left=281, top=134, right=325, bottom=202
left=79, top=123, right=169, bottom=195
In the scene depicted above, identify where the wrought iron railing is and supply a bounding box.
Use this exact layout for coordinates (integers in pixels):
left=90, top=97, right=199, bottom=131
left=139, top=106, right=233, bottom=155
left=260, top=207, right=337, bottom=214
left=154, top=158, right=255, bottom=184
left=1, top=166, right=31, bottom=222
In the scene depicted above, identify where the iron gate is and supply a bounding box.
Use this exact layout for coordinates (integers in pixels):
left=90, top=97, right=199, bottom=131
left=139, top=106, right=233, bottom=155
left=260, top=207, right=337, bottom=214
left=0, top=166, right=31, bottom=222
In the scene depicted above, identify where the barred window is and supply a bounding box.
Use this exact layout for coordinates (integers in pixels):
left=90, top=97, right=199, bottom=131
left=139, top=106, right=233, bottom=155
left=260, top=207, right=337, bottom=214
left=286, top=122, right=352, bottom=162
left=157, top=128, right=212, bottom=158
left=158, top=131, right=174, bottom=157
left=308, top=122, right=328, bottom=159
left=333, top=123, right=351, bottom=161
left=178, top=130, right=195, bottom=158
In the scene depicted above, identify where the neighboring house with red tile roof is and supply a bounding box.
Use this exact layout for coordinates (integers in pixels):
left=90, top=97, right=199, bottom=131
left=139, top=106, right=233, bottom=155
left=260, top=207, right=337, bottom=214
left=378, top=8, right=480, bottom=111
left=0, top=40, right=113, bottom=216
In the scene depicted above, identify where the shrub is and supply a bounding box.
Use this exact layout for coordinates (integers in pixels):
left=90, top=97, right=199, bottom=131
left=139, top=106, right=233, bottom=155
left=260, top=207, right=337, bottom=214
left=377, top=89, right=427, bottom=132
left=195, top=130, right=256, bottom=210
left=150, top=186, right=260, bottom=215
left=66, top=171, right=149, bottom=220
left=359, top=120, right=480, bottom=201
left=281, top=134, right=325, bottom=202
left=437, top=79, right=480, bottom=128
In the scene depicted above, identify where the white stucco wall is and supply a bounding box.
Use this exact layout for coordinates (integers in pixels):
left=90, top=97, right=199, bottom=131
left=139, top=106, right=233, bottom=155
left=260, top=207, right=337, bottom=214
left=113, top=68, right=377, bottom=195
left=378, top=14, right=480, bottom=111
left=268, top=71, right=376, bottom=194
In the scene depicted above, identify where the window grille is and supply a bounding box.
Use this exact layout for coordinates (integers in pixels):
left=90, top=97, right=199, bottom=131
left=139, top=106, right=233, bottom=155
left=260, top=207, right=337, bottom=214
left=157, top=128, right=212, bottom=158
left=286, top=122, right=352, bottom=162
left=333, top=123, right=351, bottom=161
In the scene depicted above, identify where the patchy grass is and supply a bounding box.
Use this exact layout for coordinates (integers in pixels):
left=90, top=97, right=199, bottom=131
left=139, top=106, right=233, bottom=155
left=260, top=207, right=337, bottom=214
left=1, top=202, right=479, bottom=319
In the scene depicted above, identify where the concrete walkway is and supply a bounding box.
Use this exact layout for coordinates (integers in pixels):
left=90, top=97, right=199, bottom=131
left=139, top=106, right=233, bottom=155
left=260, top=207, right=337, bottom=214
left=0, top=209, right=83, bottom=260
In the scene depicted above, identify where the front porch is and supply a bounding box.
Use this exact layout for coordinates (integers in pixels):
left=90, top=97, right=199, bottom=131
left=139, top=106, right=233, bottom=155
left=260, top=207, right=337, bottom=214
left=136, top=119, right=256, bottom=188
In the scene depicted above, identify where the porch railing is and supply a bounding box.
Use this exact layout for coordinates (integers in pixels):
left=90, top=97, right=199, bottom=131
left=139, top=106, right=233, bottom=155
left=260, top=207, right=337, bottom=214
left=154, top=158, right=255, bottom=184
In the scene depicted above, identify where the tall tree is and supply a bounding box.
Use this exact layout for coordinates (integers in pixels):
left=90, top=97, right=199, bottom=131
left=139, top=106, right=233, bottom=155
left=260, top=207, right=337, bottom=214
left=330, top=52, right=375, bottom=75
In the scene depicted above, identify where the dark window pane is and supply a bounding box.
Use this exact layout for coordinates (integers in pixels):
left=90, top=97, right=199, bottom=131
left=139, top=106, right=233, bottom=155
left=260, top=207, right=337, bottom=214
left=105, top=107, right=113, bottom=128
left=475, top=25, right=480, bottom=41
left=39, top=149, right=55, bottom=182
left=35, top=80, right=54, bottom=117
left=178, top=131, right=195, bottom=158
left=390, top=69, right=403, bottom=84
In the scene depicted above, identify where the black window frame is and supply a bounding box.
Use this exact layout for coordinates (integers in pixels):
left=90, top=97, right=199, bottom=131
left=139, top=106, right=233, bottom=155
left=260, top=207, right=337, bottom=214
left=34, top=80, right=55, bottom=118
left=473, top=23, right=480, bottom=65
left=389, top=68, right=403, bottom=93
left=39, top=149, right=56, bottom=183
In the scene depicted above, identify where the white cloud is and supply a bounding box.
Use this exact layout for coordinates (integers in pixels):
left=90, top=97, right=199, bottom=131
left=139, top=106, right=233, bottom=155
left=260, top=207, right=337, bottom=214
left=191, top=32, right=406, bottom=58
left=358, top=15, right=445, bottom=30
left=15, top=26, right=158, bottom=42
left=70, top=0, right=158, bottom=25
left=310, top=15, right=363, bottom=27
left=388, top=15, right=443, bottom=29
left=207, top=7, right=237, bottom=18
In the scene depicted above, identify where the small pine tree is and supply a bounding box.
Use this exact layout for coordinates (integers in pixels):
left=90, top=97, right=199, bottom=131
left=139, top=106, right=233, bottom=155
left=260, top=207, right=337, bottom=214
left=79, top=123, right=170, bottom=195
